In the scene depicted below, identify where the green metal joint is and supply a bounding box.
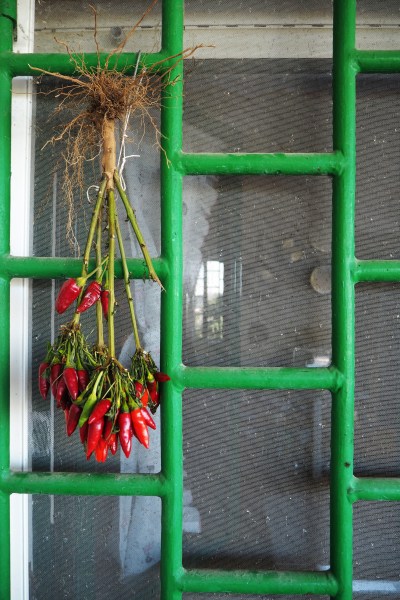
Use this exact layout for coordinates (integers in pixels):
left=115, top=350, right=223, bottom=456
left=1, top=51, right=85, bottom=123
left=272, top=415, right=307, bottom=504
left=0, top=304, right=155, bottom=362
left=0, top=470, right=169, bottom=497
left=0, top=255, right=169, bottom=281
left=348, top=476, right=400, bottom=503
left=177, top=568, right=339, bottom=596
left=0, top=0, right=16, bottom=28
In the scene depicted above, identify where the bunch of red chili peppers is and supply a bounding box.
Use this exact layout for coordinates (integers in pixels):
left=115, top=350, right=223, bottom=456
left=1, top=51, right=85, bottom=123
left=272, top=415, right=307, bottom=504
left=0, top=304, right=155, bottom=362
left=38, top=172, right=169, bottom=462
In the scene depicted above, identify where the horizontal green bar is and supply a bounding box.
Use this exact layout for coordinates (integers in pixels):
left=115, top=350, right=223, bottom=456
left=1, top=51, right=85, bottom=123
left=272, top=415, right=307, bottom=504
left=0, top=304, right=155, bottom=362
left=4, top=50, right=172, bottom=77
left=355, top=50, right=400, bottom=73
left=179, top=568, right=339, bottom=596
left=354, top=260, right=400, bottom=282
left=349, top=477, right=400, bottom=502
left=177, top=151, right=345, bottom=176
left=0, top=255, right=168, bottom=281
left=176, top=365, right=343, bottom=391
left=0, top=471, right=167, bottom=497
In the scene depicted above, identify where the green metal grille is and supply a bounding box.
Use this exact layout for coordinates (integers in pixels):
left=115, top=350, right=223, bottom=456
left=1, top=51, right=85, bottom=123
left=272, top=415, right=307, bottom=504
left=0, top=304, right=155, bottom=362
left=0, top=1, right=400, bottom=598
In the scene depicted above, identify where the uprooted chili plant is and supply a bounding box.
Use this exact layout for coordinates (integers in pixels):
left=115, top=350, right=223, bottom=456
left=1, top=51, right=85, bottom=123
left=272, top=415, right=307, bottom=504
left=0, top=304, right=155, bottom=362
left=37, top=2, right=200, bottom=462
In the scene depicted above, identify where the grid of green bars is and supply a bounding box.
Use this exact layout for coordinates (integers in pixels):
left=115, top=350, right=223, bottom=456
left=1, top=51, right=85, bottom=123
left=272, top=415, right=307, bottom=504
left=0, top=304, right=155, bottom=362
left=1, top=0, right=400, bottom=598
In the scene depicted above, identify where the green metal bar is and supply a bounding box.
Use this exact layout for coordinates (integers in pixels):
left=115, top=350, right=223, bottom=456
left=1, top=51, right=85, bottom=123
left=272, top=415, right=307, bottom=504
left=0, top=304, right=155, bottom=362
left=355, top=50, right=400, bottom=73
left=0, top=255, right=168, bottom=280
left=0, top=8, right=14, bottom=600
left=160, top=0, right=185, bottom=598
left=331, top=1, right=357, bottom=599
left=6, top=50, right=172, bottom=77
left=349, top=477, right=400, bottom=502
left=177, top=365, right=343, bottom=392
left=353, top=259, right=400, bottom=282
left=178, top=151, right=345, bottom=176
left=179, top=569, right=339, bottom=596
left=0, top=471, right=167, bottom=497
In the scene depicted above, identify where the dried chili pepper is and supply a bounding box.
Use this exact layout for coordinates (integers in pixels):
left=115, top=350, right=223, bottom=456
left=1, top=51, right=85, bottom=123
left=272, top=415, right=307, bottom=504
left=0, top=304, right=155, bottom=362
left=118, top=411, right=132, bottom=458
left=76, top=281, right=102, bottom=313
left=86, top=417, right=104, bottom=459
left=154, top=371, right=170, bottom=383
left=77, top=369, right=90, bottom=393
left=109, top=433, right=118, bottom=455
left=88, top=398, right=112, bottom=424
left=130, top=407, right=149, bottom=448
left=63, top=367, right=79, bottom=400
left=55, top=377, right=68, bottom=408
left=103, top=417, right=113, bottom=442
left=55, top=277, right=85, bottom=314
left=140, top=407, right=156, bottom=430
left=100, top=289, right=109, bottom=320
left=66, top=404, right=82, bottom=436
left=50, top=363, right=63, bottom=397
left=38, top=362, right=50, bottom=400
left=79, top=421, right=89, bottom=444
left=95, top=437, right=108, bottom=462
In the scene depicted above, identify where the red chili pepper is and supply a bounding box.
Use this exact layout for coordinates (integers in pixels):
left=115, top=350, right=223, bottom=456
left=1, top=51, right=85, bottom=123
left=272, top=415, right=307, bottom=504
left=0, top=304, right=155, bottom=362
left=60, top=395, right=72, bottom=412
left=63, top=407, right=70, bottom=426
left=148, top=380, right=159, bottom=411
left=38, top=362, right=50, bottom=400
left=109, top=433, right=118, bottom=455
left=66, top=404, right=82, bottom=436
left=130, top=407, right=149, bottom=448
left=154, top=371, right=170, bottom=383
left=76, top=281, right=102, bottom=313
left=77, top=369, right=90, bottom=393
left=79, top=421, right=89, bottom=444
left=95, top=437, right=108, bottom=463
left=100, top=289, right=109, bottom=320
left=134, top=381, right=149, bottom=406
left=86, top=417, right=104, bottom=459
left=55, top=377, right=68, bottom=408
left=103, top=417, right=113, bottom=442
left=140, top=407, right=156, bottom=430
left=55, top=277, right=85, bottom=314
left=50, top=363, right=63, bottom=397
left=118, top=412, right=132, bottom=458
left=88, top=398, right=112, bottom=424
left=63, top=367, right=79, bottom=400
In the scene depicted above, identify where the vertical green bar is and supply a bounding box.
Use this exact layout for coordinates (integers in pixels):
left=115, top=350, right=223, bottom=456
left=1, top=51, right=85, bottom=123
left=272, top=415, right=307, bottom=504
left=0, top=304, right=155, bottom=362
left=331, top=1, right=357, bottom=598
left=0, top=11, right=14, bottom=600
left=160, top=1, right=184, bottom=599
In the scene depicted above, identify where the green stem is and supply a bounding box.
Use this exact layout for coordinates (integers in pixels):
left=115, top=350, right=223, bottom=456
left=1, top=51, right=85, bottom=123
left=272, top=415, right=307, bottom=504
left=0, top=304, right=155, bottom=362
left=108, top=188, right=116, bottom=357
left=73, top=177, right=107, bottom=325
left=95, top=203, right=104, bottom=348
left=115, top=210, right=142, bottom=350
left=113, top=170, right=163, bottom=289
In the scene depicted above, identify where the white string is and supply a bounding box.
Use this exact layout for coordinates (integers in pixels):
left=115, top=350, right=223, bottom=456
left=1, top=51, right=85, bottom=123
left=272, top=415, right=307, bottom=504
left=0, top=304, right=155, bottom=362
left=86, top=184, right=100, bottom=203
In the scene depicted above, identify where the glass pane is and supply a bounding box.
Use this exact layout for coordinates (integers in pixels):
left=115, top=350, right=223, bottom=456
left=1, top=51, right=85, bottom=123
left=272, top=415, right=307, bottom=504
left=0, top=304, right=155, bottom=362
left=355, top=284, right=400, bottom=476
left=30, top=494, right=161, bottom=599
left=183, top=389, right=331, bottom=571
left=356, top=75, right=400, bottom=260
left=183, top=176, right=332, bottom=367
left=183, top=60, right=332, bottom=154
left=31, top=77, right=162, bottom=473
left=354, top=502, right=400, bottom=586
left=34, top=0, right=161, bottom=53
left=357, top=0, right=400, bottom=51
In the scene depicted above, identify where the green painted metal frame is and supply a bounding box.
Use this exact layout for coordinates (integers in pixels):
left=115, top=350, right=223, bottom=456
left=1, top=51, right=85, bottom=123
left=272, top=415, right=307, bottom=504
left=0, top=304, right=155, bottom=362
left=0, top=0, right=400, bottom=598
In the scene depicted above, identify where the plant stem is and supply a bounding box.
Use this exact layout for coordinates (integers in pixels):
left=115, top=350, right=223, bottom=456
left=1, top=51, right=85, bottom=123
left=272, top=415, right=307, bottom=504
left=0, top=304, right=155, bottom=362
left=115, top=210, right=142, bottom=350
left=113, top=170, right=163, bottom=289
left=72, top=177, right=107, bottom=325
left=95, top=204, right=104, bottom=348
left=107, top=188, right=116, bottom=357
